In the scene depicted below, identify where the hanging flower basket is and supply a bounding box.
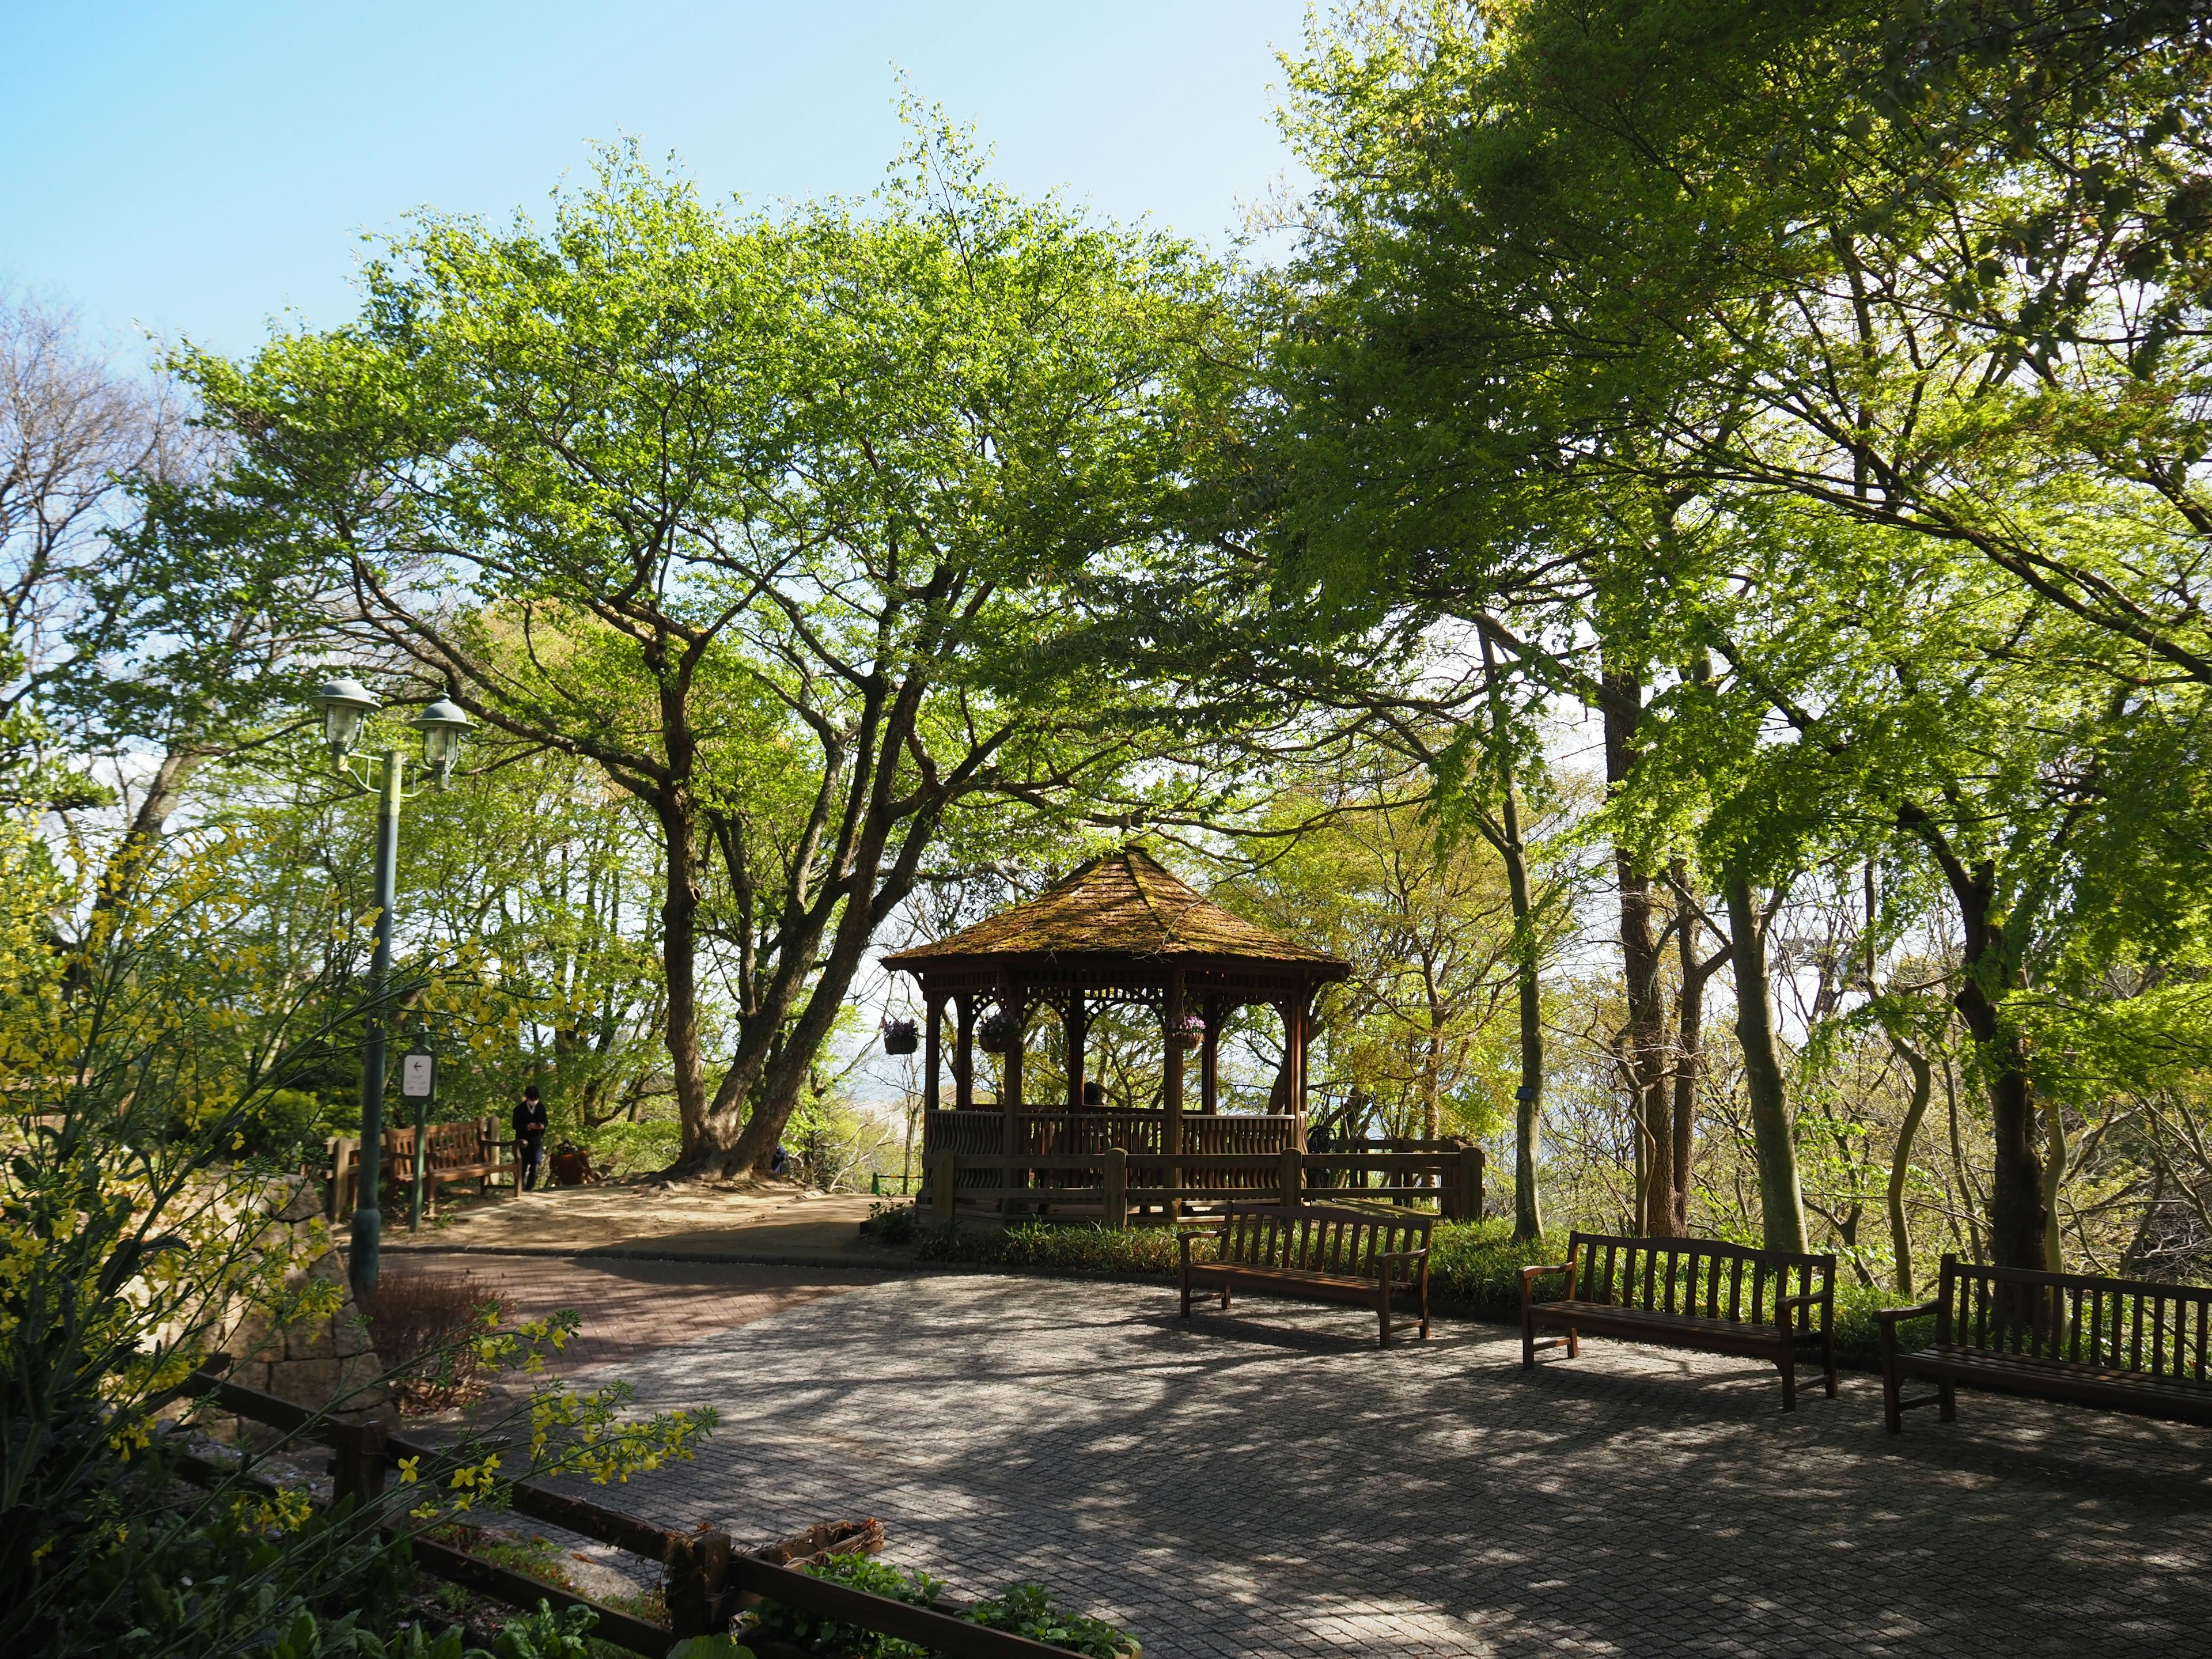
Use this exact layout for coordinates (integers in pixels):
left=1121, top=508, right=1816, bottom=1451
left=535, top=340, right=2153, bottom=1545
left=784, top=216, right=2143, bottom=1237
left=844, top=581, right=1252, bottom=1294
left=977, top=1009, right=1018, bottom=1053
left=881, top=1017, right=918, bottom=1056
left=1172, top=1012, right=1207, bottom=1051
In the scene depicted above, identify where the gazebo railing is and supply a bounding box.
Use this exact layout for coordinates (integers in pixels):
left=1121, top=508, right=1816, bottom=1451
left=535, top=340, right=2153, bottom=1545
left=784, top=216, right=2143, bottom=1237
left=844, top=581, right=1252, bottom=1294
left=918, top=1141, right=1483, bottom=1229
left=923, top=1109, right=1298, bottom=1160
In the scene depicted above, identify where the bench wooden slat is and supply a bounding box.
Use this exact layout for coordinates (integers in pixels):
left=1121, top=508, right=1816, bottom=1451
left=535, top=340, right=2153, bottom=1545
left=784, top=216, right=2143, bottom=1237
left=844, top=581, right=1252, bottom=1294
left=1181, top=1202, right=1431, bottom=1349
left=1521, top=1230, right=1838, bottom=1411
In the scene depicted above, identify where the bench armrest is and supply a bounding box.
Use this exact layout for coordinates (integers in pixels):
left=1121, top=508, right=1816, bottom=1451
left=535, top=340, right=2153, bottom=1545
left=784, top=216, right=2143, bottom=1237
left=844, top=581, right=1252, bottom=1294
left=1873, top=1297, right=1940, bottom=1366
left=1870, top=1299, right=1940, bottom=1324
left=1520, top=1259, right=1574, bottom=1312
left=1775, top=1291, right=1827, bottom=1311
left=1373, top=1247, right=1429, bottom=1262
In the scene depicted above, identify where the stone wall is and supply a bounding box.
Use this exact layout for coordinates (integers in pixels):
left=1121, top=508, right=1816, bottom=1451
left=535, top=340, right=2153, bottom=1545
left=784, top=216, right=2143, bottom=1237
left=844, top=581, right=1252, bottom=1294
left=212, top=1174, right=388, bottom=1412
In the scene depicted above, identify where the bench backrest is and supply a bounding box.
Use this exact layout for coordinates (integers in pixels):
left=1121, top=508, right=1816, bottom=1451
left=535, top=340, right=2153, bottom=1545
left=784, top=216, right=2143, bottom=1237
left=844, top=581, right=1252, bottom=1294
left=1217, top=1203, right=1433, bottom=1282
left=1564, top=1231, right=1835, bottom=1332
left=1934, top=1253, right=2212, bottom=1382
left=344, top=1117, right=501, bottom=1176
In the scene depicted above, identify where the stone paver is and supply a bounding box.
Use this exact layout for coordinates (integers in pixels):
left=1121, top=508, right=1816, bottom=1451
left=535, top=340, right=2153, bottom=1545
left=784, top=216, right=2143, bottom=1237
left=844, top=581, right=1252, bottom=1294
left=566, top=1275, right=2212, bottom=1658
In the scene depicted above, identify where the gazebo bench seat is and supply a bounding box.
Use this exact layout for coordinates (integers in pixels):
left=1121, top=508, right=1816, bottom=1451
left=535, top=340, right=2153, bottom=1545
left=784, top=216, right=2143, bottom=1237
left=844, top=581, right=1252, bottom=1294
left=1181, top=1201, right=1431, bottom=1348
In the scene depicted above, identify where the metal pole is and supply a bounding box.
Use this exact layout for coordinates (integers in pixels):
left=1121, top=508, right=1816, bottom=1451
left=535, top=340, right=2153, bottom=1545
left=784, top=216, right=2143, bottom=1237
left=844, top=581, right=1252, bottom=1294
left=351, top=748, right=403, bottom=1301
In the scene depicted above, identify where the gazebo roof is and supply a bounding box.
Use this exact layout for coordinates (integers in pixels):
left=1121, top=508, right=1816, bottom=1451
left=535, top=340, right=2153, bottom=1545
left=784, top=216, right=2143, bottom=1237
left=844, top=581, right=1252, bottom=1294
left=881, top=846, right=1346, bottom=979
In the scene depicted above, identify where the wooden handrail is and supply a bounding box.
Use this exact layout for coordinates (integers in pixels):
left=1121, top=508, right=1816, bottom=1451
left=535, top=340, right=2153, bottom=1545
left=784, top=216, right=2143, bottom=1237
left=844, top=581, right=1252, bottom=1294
left=181, top=1368, right=1105, bottom=1657
left=410, top=1534, right=676, bottom=1656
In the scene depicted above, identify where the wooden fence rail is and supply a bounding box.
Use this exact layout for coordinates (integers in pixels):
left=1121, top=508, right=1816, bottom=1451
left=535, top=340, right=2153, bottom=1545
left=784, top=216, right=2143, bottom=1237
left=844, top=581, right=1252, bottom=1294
left=177, top=1366, right=1081, bottom=1658
left=923, top=1142, right=1483, bottom=1230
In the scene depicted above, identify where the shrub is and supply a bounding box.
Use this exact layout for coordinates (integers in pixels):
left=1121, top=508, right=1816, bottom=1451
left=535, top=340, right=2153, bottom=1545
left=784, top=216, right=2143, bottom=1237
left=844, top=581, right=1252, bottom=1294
left=961, top=1584, right=1137, bottom=1659
left=364, top=1273, right=516, bottom=1412
left=1424, top=1218, right=1573, bottom=1314
left=907, top=1217, right=1195, bottom=1277
left=0, top=830, right=718, bottom=1658
left=742, top=1554, right=1137, bottom=1659
left=743, top=1554, right=942, bottom=1659
left=861, top=1199, right=919, bottom=1246
left=1834, top=1276, right=1934, bottom=1368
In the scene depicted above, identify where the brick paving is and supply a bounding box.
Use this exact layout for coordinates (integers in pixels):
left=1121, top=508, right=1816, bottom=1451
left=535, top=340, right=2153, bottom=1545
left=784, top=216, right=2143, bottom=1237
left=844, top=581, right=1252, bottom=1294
left=555, top=1273, right=2212, bottom=1658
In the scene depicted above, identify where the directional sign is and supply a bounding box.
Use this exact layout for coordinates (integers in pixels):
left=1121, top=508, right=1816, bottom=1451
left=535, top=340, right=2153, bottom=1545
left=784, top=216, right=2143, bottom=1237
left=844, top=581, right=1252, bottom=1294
left=400, top=1047, right=437, bottom=1099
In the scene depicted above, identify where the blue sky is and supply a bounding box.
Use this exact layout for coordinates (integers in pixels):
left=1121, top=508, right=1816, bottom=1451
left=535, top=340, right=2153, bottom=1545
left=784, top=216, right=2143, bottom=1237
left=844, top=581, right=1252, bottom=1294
left=2, top=1, right=1311, bottom=359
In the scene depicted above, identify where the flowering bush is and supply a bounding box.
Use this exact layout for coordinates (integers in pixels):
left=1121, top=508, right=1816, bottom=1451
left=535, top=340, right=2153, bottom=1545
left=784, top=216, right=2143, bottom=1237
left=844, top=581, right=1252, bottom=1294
left=0, top=829, right=716, bottom=1657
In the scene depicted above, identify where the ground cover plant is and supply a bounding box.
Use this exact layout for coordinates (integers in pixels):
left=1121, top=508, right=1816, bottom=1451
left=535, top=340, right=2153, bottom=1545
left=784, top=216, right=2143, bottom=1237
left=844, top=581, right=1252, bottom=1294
left=741, top=1553, right=1136, bottom=1659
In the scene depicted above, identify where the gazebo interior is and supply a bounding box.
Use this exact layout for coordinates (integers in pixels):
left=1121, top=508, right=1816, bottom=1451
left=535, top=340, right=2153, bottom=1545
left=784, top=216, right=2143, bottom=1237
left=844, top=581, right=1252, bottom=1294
left=882, top=846, right=1348, bottom=1211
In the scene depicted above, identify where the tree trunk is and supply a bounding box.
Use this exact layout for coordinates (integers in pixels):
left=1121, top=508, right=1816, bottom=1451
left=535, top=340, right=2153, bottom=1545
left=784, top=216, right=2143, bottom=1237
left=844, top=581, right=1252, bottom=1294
left=89, top=742, right=212, bottom=915
left=1501, top=790, right=1546, bottom=1241
left=1898, top=808, right=2046, bottom=1267
left=1479, top=630, right=1544, bottom=1238
left=1726, top=876, right=1807, bottom=1253
left=1885, top=1035, right=1933, bottom=1296
left=1420, top=1018, right=1442, bottom=1142
left=1968, top=1017, right=2048, bottom=1271
left=2040, top=1089, right=2068, bottom=1272
left=652, top=786, right=712, bottom=1161
left=723, top=768, right=941, bottom=1174
left=1669, top=877, right=1707, bottom=1237
left=1602, top=666, right=1671, bottom=1236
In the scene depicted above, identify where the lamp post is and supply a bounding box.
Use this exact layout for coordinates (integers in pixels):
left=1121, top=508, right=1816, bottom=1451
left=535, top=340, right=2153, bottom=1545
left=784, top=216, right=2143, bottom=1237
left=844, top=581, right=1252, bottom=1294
left=312, top=678, right=472, bottom=1302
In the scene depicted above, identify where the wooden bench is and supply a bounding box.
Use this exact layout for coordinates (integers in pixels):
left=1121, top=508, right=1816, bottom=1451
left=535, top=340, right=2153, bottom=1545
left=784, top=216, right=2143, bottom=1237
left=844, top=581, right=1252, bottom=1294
left=1180, top=1202, right=1432, bottom=1348
left=1877, top=1253, right=2212, bottom=1433
left=1521, top=1230, right=1838, bottom=1410
left=328, top=1117, right=519, bottom=1218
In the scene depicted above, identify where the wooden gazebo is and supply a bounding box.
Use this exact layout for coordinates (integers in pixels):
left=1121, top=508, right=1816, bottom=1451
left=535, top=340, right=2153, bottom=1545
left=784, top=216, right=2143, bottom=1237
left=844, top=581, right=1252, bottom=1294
left=882, top=848, right=1349, bottom=1203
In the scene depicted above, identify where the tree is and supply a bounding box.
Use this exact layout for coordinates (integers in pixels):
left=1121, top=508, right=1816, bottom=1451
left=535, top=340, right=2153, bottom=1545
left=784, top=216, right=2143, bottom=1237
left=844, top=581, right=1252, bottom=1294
left=1219, top=763, right=1535, bottom=1152
left=179, top=130, right=1234, bottom=1175
left=0, top=295, right=177, bottom=809
left=1267, top=0, right=2212, bottom=1266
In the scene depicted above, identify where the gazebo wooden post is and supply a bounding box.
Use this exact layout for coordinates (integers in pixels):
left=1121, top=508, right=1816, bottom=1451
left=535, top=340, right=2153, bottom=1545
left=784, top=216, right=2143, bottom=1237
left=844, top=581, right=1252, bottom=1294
left=1267, top=997, right=1293, bottom=1114
left=999, top=972, right=1024, bottom=1219
left=923, top=991, right=942, bottom=1115
left=1291, top=987, right=1314, bottom=1150
left=1164, top=966, right=1186, bottom=1220
left=1199, top=994, right=1221, bottom=1115
left=1066, top=990, right=1087, bottom=1109
left=954, top=993, right=974, bottom=1111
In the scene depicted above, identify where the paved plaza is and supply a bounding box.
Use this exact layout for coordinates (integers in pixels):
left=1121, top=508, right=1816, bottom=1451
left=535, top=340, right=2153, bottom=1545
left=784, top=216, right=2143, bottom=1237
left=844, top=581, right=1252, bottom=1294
left=505, top=1269, right=2212, bottom=1658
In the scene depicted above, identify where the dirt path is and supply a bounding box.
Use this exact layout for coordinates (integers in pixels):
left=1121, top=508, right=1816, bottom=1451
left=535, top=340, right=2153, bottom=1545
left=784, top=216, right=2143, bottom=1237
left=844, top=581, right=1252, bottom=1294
left=381, top=1178, right=888, bottom=1264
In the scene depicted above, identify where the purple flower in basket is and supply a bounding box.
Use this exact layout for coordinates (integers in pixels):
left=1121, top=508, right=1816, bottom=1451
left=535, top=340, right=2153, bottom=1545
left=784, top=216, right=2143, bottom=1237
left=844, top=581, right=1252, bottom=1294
left=1172, top=1011, right=1207, bottom=1050
left=880, top=1017, right=919, bottom=1055
left=976, top=1009, right=1018, bottom=1053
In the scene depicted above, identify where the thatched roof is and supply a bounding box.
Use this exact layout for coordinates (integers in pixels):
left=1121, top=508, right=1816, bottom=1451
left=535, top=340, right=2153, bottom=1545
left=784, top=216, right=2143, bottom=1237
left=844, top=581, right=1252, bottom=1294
left=881, top=846, right=1345, bottom=976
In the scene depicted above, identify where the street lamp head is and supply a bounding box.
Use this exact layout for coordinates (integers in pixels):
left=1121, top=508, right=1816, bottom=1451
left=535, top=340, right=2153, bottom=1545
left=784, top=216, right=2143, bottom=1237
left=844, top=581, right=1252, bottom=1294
left=311, top=677, right=378, bottom=760
left=414, top=696, right=472, bottom=787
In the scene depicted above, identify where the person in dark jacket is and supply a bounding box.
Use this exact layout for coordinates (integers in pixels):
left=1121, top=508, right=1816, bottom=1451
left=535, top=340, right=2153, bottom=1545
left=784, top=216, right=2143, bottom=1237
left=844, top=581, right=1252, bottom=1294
left=513, top=1084, right=549, bottom=1191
